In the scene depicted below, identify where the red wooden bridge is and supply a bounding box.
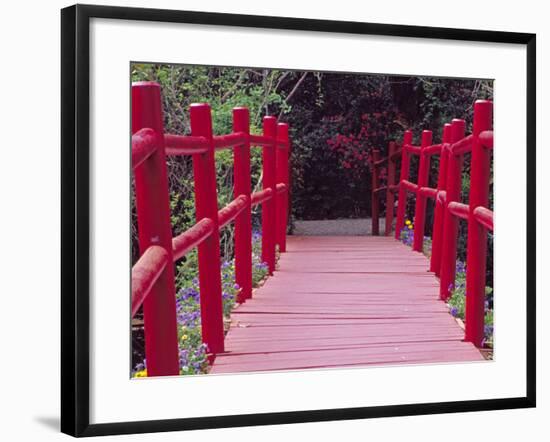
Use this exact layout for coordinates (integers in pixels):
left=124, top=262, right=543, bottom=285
left=210, top=236, right=484, bottom=373
left=131, top=82, right=493, bottom=377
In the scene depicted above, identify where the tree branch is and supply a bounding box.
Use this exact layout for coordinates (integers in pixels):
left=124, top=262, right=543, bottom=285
left=278, top=72, right=309, bottom=119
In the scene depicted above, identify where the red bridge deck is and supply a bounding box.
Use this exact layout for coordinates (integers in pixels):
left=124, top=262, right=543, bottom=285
left=210, top=236, right=484, bottom=374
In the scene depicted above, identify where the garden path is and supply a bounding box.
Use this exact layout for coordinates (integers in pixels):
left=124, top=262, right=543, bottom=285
left=292, top=218, right=385, bottom=236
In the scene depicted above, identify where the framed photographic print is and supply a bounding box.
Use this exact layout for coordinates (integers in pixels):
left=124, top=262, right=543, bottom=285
left=61, top=4, right=536, bottom=437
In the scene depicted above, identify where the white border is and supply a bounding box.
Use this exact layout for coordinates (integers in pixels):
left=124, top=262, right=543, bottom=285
left=90, top=18, right=527, bottom=424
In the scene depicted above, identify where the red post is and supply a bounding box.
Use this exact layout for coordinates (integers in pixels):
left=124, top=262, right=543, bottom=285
left=371, top=150, right=380, bottom=235
left=261, top=116, right=277, bottom=274
left=287, top=137, right=293, bottom=232
left=465, top=100, right=493, bottom=346
left=395, top=130, right=413, bottom=240
left=190, top=103, right=225, bottom=354
left=430, top=124, right=452, bottom=274
left=132, top=82, right=179, bottom=376
left=385, top=141, right=396, bottom=236
left=439, top=119, right=465, bottom=300
left=233, top=108, right=252, bottom=302
left=276, top=122, right=290, bottom=252
left=412, top=130, right=433, bottom=252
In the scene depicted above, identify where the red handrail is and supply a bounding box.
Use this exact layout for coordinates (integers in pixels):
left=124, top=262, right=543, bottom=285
left=423, top=143, right=443, bottom=156
left=249, top=134, right=276, bottom=146
left=419, top=186, right=437, bottom=199
left=372, top=100, right=493, bottom=348
left=132, top=128, right=158, bottom=169
left=401, top=179, right=418, bottom=193
left=218, top=195, right=249, bottom=229
left=450, top=134, right=474, bottom=156
left=131, top=82, right=292, bottom=376
left=447, top=201, right=469, bottom=220
left=251, top=188, right=274, bottom=206
left=131, top=245, right=169, bottom=317
left=474, top=206, right=494, bottom=231
left=172, top=217, right=216, bottom=261
left=405, top=143, right=422, bottom=154
left=164, top=134, right=209, bottom=155
left=479, top=130, right=494, bottom=149
left=213, top=132, right=247, bottom=150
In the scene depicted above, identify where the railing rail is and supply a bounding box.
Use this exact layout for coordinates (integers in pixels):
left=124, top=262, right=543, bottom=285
left=131, top=81, right=291, bottom=376
left=371, top=100, right=493, bottom=348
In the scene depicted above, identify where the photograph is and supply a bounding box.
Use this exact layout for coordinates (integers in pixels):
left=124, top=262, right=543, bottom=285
left=58, top=3, right=536, bottom=436
left=0, top=0, right=544, bottom=440
left=130, top=63, right=494, bottom=378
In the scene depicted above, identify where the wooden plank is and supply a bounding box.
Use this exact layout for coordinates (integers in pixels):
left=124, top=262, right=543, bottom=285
left=210, top=236, right=484, bottom=374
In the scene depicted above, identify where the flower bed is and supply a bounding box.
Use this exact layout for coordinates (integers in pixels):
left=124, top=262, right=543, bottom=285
left=133, top=231, right=270, bottom=377
left=399, top=220, right=493, bottom=353
left=447, top=262, right=494, bottom=350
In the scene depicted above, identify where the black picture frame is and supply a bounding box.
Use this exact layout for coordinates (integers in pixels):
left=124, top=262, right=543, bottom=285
left=61, top=4, right=536, bottom=437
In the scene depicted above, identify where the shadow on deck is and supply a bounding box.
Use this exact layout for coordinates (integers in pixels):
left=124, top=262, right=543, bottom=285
left=210, top=236, right=484, bottom=374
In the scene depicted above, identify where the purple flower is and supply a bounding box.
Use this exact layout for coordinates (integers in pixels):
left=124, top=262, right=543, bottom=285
left=179, top=349, right=189, bottom=367
left=456, top=261, right=466, bottom=274
left=134, top=362, right=145, bottom=372
left=177, top=310, right=200, bottom=327
left=192, top=361, right=202, bottom=370
left=450, top=306, right=458, bottom=317
left=179, top=286, right=200, bottom=301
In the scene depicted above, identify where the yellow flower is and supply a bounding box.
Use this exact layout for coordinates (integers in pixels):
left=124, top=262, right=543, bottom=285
left=181, top=334, right=188, bottom=341
left=408, top=225, right=413, bottom=230
left=405, top=220, right=411, bottom=226
left=134, top=369, right=147, bottom=378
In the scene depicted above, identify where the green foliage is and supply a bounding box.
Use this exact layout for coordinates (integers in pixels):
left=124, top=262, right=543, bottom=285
left=131, top=64, right=298, bottom=262
left=447, top=261, right=494, bottom=349
left=252, top=231, right=269, bottom=285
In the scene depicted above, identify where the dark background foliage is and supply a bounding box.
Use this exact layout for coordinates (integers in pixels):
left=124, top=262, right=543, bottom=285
left=131, top=64, right=492, bottom=282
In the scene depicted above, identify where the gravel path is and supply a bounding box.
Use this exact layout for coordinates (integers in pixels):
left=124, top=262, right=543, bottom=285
left=292, top=218, right=387, bottom=236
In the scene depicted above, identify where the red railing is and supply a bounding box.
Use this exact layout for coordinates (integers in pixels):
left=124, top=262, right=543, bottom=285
left=371, top=141, right=402, bottom=235
left=372, top=100, right=493, bottom=347
left=131, top=82, right=291, bottom=376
